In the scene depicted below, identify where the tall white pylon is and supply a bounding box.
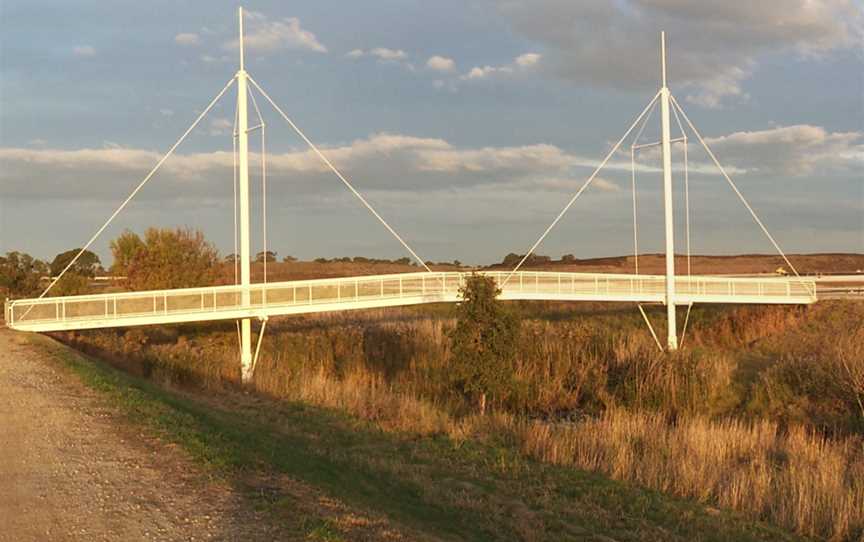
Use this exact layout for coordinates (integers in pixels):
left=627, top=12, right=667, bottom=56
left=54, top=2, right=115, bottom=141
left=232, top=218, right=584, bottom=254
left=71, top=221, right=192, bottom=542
left=237, top=7, right=254, bottom=381
left=660, top=31, right=678, bottom=351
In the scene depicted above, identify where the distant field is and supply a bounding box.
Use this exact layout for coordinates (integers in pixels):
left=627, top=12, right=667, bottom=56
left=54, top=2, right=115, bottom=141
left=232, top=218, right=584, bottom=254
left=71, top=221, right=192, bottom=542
left=486, top=252, right=864, bottom=276
left=249, top=253, right=864, bottom=282
left=80, top=253, right=864, bottom=292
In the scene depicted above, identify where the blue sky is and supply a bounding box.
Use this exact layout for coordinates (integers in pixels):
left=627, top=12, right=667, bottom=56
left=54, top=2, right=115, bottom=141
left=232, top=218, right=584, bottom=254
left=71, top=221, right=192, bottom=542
left=1, top=0, right=862, bottom=266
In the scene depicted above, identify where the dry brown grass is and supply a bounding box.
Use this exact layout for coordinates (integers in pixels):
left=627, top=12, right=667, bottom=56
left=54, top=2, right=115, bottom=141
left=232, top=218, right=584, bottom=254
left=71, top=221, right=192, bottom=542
left=517, top=410, right=864, bottom=541
left=60, top=301, right=864, bottom=540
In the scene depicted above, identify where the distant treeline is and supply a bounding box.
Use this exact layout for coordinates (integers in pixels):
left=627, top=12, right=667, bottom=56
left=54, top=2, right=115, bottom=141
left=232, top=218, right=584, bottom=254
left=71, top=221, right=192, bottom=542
left=499, top=253, right=576, bottom=266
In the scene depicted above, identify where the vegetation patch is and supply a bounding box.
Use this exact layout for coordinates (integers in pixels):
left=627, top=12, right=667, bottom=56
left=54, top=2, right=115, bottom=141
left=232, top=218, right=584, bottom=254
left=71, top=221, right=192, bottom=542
left=26, top=331, right=805, bottom=542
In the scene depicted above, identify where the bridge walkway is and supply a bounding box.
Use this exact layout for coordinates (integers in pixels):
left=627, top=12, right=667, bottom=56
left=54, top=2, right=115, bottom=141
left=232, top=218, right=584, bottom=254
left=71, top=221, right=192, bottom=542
left=5, top=271, right=816, bottom=333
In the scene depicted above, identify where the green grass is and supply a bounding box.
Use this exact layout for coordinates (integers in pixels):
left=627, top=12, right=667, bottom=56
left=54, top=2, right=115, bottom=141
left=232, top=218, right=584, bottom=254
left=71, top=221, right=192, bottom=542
left=27, top=332, right=810, bottom=542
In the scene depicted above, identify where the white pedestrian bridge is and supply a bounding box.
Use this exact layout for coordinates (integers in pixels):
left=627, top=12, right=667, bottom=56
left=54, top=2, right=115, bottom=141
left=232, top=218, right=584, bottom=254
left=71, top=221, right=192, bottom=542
left=5, top=271, right=816, bottom=333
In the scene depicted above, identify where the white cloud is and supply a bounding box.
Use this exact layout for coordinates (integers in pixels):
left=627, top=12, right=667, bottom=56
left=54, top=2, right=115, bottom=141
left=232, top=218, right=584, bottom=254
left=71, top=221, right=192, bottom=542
left=200, top=54, right=223, bottom=63
left=684, top=64, right=752, bottom=109
left=369, top=47, right=407, bottom=61
left=704, top=124, right=864, bottom=175
left=223, top=11, right=327, bottom=53
left=72, top=45, right=96, bottom=57
left=462, top=65, right=512, bottom=80
left=493, top=0, right=862, bottom=107
left=174, top=33, right=200, bottom=46
left=0, top=134, right=605, bottom=201
left=460, top=52, right=540, bottom=80
left=515, top=53, right=541, bottom=68
left=207, top=118, right=233, bottom=136
left=4, top=124, right=856, bottom=204
left=347, top=47, right=415, bottom=73
left=426, top=55, right=455, bottom=72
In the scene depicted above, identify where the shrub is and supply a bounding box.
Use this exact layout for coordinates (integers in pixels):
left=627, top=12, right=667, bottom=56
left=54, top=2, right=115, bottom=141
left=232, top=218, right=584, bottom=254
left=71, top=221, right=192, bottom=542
left=448, top=274, right=519, bottom=414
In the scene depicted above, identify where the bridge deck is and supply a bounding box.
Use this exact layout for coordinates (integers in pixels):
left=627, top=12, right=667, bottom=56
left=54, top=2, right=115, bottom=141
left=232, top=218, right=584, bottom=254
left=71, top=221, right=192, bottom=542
left=5, top=271, right=816, bottom=332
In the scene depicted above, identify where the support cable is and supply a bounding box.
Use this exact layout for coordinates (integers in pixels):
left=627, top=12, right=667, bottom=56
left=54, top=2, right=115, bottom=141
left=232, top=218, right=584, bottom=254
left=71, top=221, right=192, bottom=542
left=247, top=76, right=432, bottom=273
left=35, top=76, right=237, bottom=302
left=669, top=94, right=812, bottom=295
left=669, top=102, right=691, bottom=276
left=679, top=302, right=693, bottom=349
left=638, top=304, right=664, bottom=352
left=631, top=148, right=639, bottom=274
left=232, top=87, right=242, bottom=355
left=233, top=99, right=240, bottom=285
left=251, top=316, right=268, bottom=376
left=502, top=90, right=661, bottom=286
left=629, top=98, right=658, bottom=275
left=248, top=87, right=268, bottom=286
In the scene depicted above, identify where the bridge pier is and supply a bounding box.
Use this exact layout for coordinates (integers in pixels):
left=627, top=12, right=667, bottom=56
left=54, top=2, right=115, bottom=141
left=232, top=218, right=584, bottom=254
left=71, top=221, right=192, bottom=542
left=240, top=318, right=253, bottom=382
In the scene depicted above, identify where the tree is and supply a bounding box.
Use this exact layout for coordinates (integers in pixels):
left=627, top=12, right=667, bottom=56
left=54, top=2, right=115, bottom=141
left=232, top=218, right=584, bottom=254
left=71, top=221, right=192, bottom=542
left=448, top=273, right=519, bottom=414
left=501, top=253, right=521, bottom=267
left=50, top=248, right=100, bottom=278
left=282, top=255, right=297, bottom=263
left=47, top=248, right=100, bottom=296
left=109, top=230, right=145, bottom=276
left=117, top=227, right=219, bottom=291
left=255, top=250, right=277, bottom=263
left=561, top=254, right=576, bottom=264
left=0, top=252, right=48, bottom=298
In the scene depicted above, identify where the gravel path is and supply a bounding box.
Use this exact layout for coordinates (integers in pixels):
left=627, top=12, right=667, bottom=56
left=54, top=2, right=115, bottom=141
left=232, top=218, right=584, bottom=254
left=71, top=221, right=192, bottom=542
left=0, top=330, right=299, bottom=541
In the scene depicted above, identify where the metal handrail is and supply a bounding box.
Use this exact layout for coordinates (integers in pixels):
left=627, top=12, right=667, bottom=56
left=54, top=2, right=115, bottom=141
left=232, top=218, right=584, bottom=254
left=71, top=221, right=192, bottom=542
left=4, top=271, right=817, bottom=330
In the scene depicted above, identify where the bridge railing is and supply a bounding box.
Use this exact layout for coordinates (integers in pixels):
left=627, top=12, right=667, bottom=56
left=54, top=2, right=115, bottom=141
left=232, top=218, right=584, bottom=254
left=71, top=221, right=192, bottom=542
left=4, top=272, right=458, bottom=328
left=4, top=271, right=816, bottom=330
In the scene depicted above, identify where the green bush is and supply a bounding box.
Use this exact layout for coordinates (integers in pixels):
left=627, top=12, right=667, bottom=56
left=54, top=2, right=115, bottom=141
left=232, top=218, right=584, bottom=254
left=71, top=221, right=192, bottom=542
left=448, top=274, right=519, bottom=414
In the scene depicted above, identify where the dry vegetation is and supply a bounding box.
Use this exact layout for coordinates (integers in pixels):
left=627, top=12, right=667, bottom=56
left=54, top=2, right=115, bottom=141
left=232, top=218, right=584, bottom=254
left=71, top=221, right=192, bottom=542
left=59, top=300, right=864, bottom=540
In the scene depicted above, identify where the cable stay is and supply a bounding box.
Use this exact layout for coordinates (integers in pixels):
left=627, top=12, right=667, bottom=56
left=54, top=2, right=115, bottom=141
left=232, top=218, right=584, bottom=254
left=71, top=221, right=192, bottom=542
left=630, top=97, right=659, bottom=275
left=246, top=76, right=432, bottom=273
left=668, top=94, right=812, bottom=296
left=31, top=76, right=238, bottom=308
left=502, top=90, right=662, bottom=286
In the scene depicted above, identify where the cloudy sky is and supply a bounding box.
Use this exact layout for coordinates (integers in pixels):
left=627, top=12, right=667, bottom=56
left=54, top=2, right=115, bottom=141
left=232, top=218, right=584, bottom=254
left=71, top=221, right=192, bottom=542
left=1, top=0, right=862, bottom=266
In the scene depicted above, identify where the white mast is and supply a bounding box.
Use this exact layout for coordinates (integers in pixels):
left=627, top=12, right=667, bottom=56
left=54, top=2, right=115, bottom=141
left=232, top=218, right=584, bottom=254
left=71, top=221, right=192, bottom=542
left=237, top=7, right=254, bottom=380
left=660, top=31, right=678, bottom=350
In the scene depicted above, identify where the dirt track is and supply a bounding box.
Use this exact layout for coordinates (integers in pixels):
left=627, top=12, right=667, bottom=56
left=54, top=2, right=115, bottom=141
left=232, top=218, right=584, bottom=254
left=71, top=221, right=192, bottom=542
left=0, top=329, right=290, bottom=541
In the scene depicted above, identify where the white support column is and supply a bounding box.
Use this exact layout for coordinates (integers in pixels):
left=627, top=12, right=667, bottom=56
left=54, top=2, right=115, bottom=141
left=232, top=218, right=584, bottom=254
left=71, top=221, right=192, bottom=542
left=660, top=32, right=678, bottom=350
left=237, top=7, right=254, bottom=381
